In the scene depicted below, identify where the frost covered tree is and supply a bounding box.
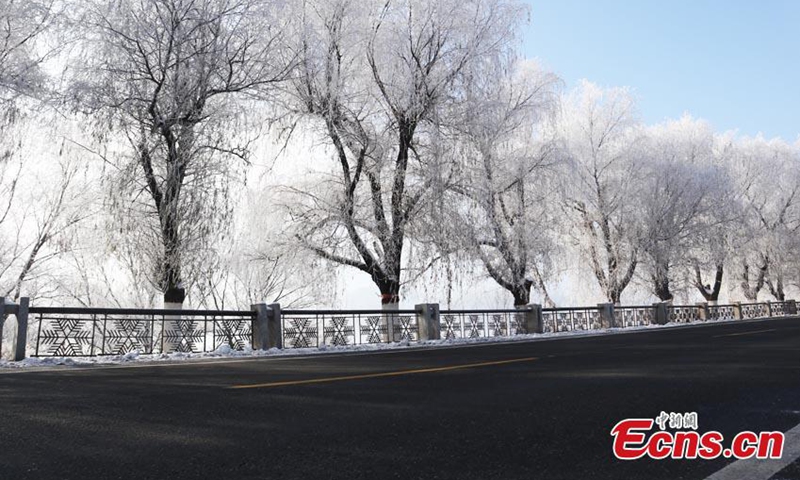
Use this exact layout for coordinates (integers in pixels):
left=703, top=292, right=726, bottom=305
left=1, top=0, right=58, bottom=169
left=192, top=188, right=335, bottom=309
left=0, top=2, right=88, bottom=303
left=57, top=228, right=161, bottom=308
left=0, top=122, right=92, bottom=303
left=193, top=242, right=321, bottom=309
left=438, top=59, right=562, bottom=307
left=683, top=132, right=740, bottom=303
left=285, top=0, right=526, bottom=308
left=558, top=81, right=643, bottom=304
left=637, top=116, right=732, bottom=302
left=0, top=0, right=57, bottom=115
left=730, top=137, right=800, bottom=301
left=70, top=0, right=293, bottom=307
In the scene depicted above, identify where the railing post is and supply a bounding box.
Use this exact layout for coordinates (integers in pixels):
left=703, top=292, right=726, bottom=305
left=266, top=303, right=282, bottom=349
left=653, top=302, right=668, bottom=325
left=524, top=304, right=543, bottom=334
left=766, top=301, right=772, bottom=318
left=1, top=297, right=29, bottom=361
left=785, top=299, right=797, bottom=315
left=251, top=303, right=282, bottom=350
left=598, top=303, right=615, bottom=328
left=251, top=303, right=269, bottom=350
left=15, top=297, right=29, bottom=361
left=698, top=302, right=709, bottom=321
left=0, top=296, right=7, bottom=359
left=415, top=303, right=440, bottom=341
left=732, top=302, right=742, bottom=320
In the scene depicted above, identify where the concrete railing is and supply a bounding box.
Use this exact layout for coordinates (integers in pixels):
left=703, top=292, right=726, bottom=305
left=0, top=297, right=29, bottom=361
left=1, top=298, right=796, bottom=360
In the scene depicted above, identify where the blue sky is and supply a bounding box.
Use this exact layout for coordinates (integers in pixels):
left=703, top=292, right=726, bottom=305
left=521, top=0, right=800, bottom=142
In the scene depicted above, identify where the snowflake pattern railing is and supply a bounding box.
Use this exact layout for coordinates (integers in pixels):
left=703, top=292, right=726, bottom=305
left=616, top=306, right=655, bottom=328
left=30, top=307, right=254, bottom=357
left=741, top=303, right=769, bottom=319
left=438, top=310, right=527, bottom=339
left=770, top=302, right=785, bottom=316
left=281, top=310, right=418, bottom=349
left=667, top=306, right=701, bottom=323
left=708, top=304, right=736, bottom=321
left=20, top=298, right=797, bottom=358
left=541, top=308, right=601, bottom=333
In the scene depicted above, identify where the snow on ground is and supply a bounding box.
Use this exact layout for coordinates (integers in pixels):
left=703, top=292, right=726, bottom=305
left=0, top=316, right=771, bottom=369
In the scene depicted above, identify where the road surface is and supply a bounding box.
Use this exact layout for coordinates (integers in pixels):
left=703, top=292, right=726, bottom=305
left=1, top=317, right=799, bottom=479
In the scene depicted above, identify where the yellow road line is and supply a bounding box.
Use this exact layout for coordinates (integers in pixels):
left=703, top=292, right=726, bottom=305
left=229, top=356, right=538, bottom=390
left=713, top=328, right=777, bottom=338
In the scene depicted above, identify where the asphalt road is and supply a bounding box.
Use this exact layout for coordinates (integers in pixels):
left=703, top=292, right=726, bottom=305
left=1, top=317, right=799, bottom=480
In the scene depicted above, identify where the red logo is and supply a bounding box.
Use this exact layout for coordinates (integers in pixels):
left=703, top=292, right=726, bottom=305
left=611, top=414, right=784, bottom=460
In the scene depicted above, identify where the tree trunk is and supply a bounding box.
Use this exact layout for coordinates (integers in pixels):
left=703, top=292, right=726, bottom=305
left=767, top=276, right=785, bottom=301
left=164, top=285, right=186, bottom=305
left=694, top=263, right=723, bottom=302
left=376, top=276, right=400, bottom=342
left=652, top=263, right=673, bottom=302
left=161, top=214, right=185, bottom=307
left=609, top=288, right=622, bottom=306
left=740, top=259, right=767, bottom=302
left=139, top=130, right=187, bottom=309
left=510, top=280, right=532, bottom=307
left=653, top=280, right=673, bottom=302
left=373, top=255, right=401, bottom=307
left=162, top=253, right=185, bottom=353
left=379, top=288, right=400, bottom=306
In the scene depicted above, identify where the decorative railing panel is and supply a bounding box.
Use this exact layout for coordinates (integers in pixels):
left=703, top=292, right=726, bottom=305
left=542, top=308, right=600, bottom=333
left=440, top=313, right=481, bottom=339
left=708, top=304, right=736, bottom=321
left=439, top=310, right=526, bottom=339
left=616, top=306, right=654, bottom=328
left=30, top=308, right=254, bottom=357
left=741, top=303, right=768, bottom=319
left=19, top=299, right=794, bottom=359
left=282, top=317, right=319, bottom=348
left=360, top=315, right=389, bottom=344
left=281, top=310, right=417, bottom=349
left=667, top=306, right=700, bottom=323
left=392, top=315, right=419, bottom=342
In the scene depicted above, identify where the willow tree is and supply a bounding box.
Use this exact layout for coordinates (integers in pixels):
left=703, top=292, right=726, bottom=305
left=286, top=0, right=525, bottom=308
left=558, top=81, right=643, bottom=305
left=72, top=0, right=292, bottom=307
left=438, top=59, right=561, bottom=307
left=731, top=136, right=800, bottom=301
left=0, top=1, right=88, bottom=303
left=0, top=0, right=56, bottom=116
left=637, top=116, right=731, bottom=302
